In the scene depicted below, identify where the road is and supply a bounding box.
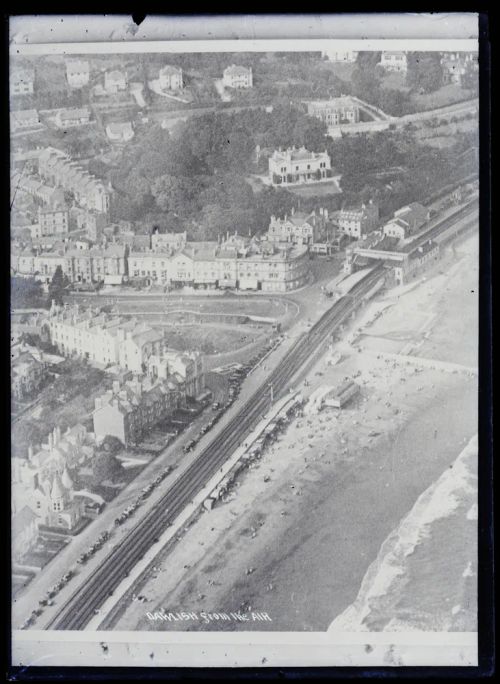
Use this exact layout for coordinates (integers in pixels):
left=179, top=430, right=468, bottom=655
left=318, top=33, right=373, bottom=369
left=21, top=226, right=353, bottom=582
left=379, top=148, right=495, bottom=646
left=328, top=98, right=478, bottom=137
left=398, top=97, right=478, bottom=124
left=35, top=265, right=384, bottom=630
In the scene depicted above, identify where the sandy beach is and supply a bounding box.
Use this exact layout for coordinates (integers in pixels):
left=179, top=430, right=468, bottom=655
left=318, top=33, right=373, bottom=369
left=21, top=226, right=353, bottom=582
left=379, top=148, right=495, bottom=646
left=106, top=232, right=478, bottom=633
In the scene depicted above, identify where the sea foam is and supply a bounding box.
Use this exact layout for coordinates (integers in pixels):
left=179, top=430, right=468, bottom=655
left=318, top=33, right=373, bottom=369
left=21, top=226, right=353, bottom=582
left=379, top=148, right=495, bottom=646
left=329, top=435, right=478, bottom=632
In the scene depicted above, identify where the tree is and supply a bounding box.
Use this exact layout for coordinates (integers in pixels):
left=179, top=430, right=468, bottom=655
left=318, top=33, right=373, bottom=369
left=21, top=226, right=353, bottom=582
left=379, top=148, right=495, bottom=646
left=461, top=63, right=479, bottom=93
left=356, top=51, right=382, bottom=70
left=99, top=435, right=124, bottom=455
left=48, top=266, right=69, bottom=305
left=351, top=65, right=381, bottom=105
left=378, top=88, right=413, bottom=117
left=291, top=116, right=328, bottom=152
left=406, top=52, right=443, bottom=93
left=151, top=175, right=197, bottom=214
left=11, top=277, right=46, bottom=309
left=92, top=450, right=124, bottom=483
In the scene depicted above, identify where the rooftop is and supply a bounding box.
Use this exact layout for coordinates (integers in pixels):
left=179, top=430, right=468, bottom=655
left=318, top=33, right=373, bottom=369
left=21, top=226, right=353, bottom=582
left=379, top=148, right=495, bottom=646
left=160, top=65, right=182, bottom=75
left=106, top=69, right=126, bottom=81
left=66, top=59, right=89, bottom=70
left=224, top=64, right=252, bottom=76
left=307, top=97, right=356, bottom=108
left=11, top=109, right=39, bottom=122
left=272, top=146, right=329, bottom=162
left=12, top=506, right=39, bottom=536
left=57, top=107, right=90, bottom=119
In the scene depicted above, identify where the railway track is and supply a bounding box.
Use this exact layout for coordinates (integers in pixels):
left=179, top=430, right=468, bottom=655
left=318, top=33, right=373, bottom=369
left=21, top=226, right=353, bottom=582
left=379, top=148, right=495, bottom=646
left=43, top=265, right=384, bottom=630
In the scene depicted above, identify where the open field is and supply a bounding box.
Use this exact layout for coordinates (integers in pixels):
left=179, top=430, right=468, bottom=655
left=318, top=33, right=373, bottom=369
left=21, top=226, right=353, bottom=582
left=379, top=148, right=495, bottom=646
left=410, top=84, right=477, bottom=111
left=380, top=72, right=475, bottom=113
left=153, top=323, right=267, bottom=356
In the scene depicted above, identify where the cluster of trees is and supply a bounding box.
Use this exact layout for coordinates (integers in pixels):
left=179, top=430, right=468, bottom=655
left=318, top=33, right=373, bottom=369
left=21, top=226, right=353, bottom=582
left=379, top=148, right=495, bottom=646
left=328, top=129, right=474, bottom=218
left=350, top=52, right=414, bottom=117
left=11, top=277, right=47, bottom=309
left=405, top=52, right=446, bottom=94
left=105, top=106, right=327, bottom=235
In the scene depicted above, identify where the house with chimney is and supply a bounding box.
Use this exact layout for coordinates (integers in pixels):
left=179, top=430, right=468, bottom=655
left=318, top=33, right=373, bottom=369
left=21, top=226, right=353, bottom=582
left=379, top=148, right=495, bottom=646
left=54, top=107, right=91, bottom=129
left=338, top=201, right=380, bottom=239
left=106, top=121, right=135, bottom=143
left=151, top=230, right=187, bottom=254
left=306, top=98, right=360, bottom=126
left=117, top=324, right=166, bottom=374
left=158, top=65, right=183, bottom=90
left=66, top=59, right=90, bottom=88
left=269, top=147, right=332, bottom=186
left=104, top=69, right=128, bottom=93
left=321, top=49, right=358, bottom=63
left=222, top=65, right=253, bottom=89
left=11, top=68, right=35, bottom=95
left=383, top=202, right=430, bottom=240
left=36, top=195, right=70, bottom=238
left=11, top=347, right=48, bottom=401
left=379, top=51, right=408, bottom=73
left=38, top=147, right=112, bottom=214
left=147, top=349, right=205, bottom=398
left=12, top=425, right=92, bottom=531
left=93, top=376, right=183, bottom=446
left=267, top=208, right=320, bottom=246
left=10, top=109, right=40, bottom=131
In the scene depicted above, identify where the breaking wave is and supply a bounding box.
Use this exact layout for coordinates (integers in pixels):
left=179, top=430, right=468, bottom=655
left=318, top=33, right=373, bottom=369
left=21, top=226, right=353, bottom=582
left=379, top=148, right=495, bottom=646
left=329, top=434, right=478, bottom=632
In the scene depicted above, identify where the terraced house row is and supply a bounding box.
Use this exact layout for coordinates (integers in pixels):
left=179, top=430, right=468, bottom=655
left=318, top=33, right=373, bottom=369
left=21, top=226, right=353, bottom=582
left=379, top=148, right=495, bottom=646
left=48, top=302, right=205, bottom=397
left=38, top=147, right=111, bottom=214
left=12, top=233, right=310, bottom=292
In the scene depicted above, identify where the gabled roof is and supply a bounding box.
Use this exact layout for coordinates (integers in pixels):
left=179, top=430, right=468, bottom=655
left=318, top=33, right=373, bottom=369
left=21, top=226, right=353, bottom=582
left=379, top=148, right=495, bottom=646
left=224, top=64, right=252, bottom=76
left=381, top=51, right=407, bottom=58
left=131, top=328, right=164, bottom=347
left=57, top=107, right=91, bottom=120
left=66, top=59, right=89, bottom=71
left=160, top=65, right=182, bottom=76
left=11, top=68, right=35, bottom=83
left=11, top=109, right=39, bottom=122
left=13, top=506, right=39, bottom=535
left=106, top=69, right=126, bottom=81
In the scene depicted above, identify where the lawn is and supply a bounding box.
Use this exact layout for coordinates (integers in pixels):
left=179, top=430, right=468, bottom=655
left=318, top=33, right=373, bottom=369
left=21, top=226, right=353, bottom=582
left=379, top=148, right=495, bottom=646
left=124, top=297, right=288, bottom=319
left=380, top=73, right=476, bottom=114
left=288, top=181, right=343, bottom=199
left=410, top=84, right=477, bottom=111
left=158, top=324, right=267, bottom=356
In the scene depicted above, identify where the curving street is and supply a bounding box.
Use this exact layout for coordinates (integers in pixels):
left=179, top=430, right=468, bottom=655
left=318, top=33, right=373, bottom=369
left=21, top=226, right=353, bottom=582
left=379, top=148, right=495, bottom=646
left=41, top=265, right=384, bottom=630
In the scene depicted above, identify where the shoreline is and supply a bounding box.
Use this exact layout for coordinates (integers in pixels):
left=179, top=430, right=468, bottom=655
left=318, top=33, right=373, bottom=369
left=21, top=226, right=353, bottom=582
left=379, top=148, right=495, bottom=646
left=329, top=434, right=478, bottom=632
left=108, top=234, right=478, bottom=634
left=109, top=353, right=477, bottom=633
